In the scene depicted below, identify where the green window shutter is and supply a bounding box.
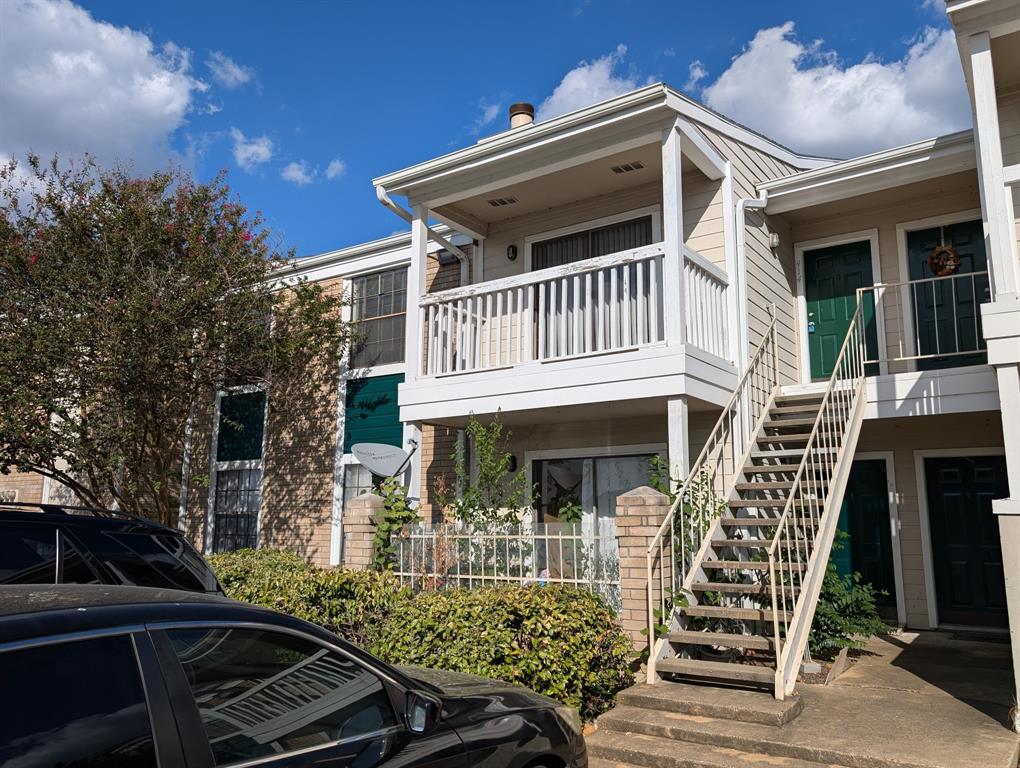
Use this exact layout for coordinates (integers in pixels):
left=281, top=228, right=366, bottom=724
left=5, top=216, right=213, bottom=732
left=343, top=374, right=404, bottom=453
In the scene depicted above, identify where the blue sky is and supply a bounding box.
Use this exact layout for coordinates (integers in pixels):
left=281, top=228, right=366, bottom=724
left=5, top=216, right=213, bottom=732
left=1, top=1, right=969, bottom=257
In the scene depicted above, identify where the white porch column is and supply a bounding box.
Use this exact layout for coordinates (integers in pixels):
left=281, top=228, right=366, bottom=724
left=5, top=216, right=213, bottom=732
left=403, top=421, right=423, bottom=505
left=405, top=204, right=429, bottom=382
left=970, top=32, right=1020, bottom=297
left=661, top=119, right=686, bottom=347
left=667, top=396, right=690, bottom=484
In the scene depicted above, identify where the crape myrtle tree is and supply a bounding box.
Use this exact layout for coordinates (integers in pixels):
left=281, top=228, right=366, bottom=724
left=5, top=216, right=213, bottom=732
left=0, top=155, right=352, bottom=526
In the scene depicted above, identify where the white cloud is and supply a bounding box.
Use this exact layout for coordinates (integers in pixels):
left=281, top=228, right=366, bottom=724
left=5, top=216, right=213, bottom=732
left=325, top=158, right=346, bottom=180
left=229, top=127, right=272, bottom=171
left=281, top=160, right=315, bottom=186
left=683, top=60, right=707, bottom=93
left=0, top=0, right=202, bottom=171
left=206, top=50, right=254, bottom=89
left=470, top=100, right=502, bottom=135
left=922, top=0, right=946, bottom=14
left=701, top=22, right=970, bottom=158
left=536, top=44, right=649, bottom=122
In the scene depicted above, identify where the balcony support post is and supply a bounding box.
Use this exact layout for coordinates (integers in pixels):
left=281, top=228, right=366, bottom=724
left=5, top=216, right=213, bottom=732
left=662, top=118, right=686, bottom=347
left=970, top=31, right=1020, bottom=297
left=667, top=396, right=690, bottom=486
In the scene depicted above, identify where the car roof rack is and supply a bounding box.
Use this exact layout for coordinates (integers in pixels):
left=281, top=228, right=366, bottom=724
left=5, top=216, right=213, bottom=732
left=0, top=501, right=152, bottom=525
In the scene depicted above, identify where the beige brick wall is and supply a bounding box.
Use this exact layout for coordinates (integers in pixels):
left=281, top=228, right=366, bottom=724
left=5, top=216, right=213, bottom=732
left=259, top=277, right=344, bottom=568
left=616, top=486, right=671, bottom=650
left=0, top=467, right=44, bottom=503
left=856, top=410, right=1005, bottom=628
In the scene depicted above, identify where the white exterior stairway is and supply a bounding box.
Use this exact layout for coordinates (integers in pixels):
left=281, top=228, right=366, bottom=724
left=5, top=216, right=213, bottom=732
left=646, top=306, right=869, bottom=699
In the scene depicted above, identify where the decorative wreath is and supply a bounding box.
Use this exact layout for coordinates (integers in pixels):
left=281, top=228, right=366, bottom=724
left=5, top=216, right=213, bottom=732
left=928, top=244, right=961, bottom=277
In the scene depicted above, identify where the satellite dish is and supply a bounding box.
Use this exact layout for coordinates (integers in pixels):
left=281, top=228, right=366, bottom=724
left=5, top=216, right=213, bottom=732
left=351, top=443, right=411, bottom=478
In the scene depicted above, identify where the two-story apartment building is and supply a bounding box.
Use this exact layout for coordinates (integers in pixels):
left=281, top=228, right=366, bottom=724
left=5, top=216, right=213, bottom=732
left=6, top=0, right=1013, bottom=717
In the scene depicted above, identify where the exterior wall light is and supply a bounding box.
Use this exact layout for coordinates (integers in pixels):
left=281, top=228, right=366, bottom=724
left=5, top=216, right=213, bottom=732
left=507, top=244, right=518, bottom=261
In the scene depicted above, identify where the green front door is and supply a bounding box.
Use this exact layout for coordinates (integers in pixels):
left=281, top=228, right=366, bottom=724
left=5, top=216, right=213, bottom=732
left=925, top=455, right=1009, bottom=627
left=804, top=240, right=879, bottom=381
left=835, top=459, right=897, bottom=613
left=906, top=220, right=990, bottom=370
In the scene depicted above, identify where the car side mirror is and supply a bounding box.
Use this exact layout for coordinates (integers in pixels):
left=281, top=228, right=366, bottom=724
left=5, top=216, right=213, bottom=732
left=405, top=690, right=440, bottom=735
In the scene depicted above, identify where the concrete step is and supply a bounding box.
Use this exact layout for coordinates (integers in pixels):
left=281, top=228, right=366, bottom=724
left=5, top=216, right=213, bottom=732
left=614, top=681, right=801, bottom=726
left=656, top=657, right=775, bottom=685
left=667, top=630, right=774, bottom=651
left=712, top=538, right=772, bottom=548
left=588, top=733, right=834, bottom=768
left=592, top=711, right=881, bottom=768
left=588, top=735, right=840, bottom=768
left=682, top=604, right=790, bottom=622
left=700, top=560, right=805, bottom=572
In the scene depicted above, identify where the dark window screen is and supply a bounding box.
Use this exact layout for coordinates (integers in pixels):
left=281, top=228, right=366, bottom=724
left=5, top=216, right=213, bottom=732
left=212, top=468, right=262, bottom=553
left=216, top=391, right=266, bottom=462
left=532, top=216, right=653, bottom=270
left=0, top=635, right=156, bottom=766
left=166, top=627, right=396, bottom=765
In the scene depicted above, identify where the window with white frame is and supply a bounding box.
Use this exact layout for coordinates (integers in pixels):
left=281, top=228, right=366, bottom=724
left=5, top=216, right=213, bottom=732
left=211, top=389, right=267, bottom=553
left=350, top=268, right=407, bottom=368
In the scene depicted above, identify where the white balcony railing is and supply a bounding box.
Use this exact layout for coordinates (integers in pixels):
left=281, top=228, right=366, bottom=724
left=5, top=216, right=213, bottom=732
left=419, top=244, right=728, bottom=376
left=857, top=270, right=991, bottom=366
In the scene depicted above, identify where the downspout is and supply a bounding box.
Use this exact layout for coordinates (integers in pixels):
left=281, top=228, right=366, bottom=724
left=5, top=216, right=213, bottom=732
left=375, top=184, right=470, bottom=268
left=734, top=190, right=768, bottom=367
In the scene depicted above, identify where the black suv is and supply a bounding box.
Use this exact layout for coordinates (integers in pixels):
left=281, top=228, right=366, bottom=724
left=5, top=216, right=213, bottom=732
left=0, top=585, right=586, bottom=768
left=0, top=502, right=221, bottom=593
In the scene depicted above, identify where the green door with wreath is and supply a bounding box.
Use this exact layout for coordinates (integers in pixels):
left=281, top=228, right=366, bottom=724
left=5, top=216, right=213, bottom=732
left=905, top=220, right=989, bottom=370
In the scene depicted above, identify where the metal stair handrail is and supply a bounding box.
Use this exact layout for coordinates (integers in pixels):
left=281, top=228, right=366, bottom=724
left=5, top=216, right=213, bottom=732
left=645, top=309, right=780, bottom=678
left=767, top=304, right=868, bottom=698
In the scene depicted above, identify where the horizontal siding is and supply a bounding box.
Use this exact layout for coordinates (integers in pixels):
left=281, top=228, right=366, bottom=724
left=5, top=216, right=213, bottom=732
left=694, top=121, right=804, bottom=382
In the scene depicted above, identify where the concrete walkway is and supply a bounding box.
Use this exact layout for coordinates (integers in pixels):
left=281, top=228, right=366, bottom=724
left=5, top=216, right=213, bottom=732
left=792, top=631, right=1019, bottom=768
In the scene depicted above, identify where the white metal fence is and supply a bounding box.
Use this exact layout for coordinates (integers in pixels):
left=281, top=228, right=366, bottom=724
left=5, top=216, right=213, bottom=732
left=391, top=522, right=621, bottom=612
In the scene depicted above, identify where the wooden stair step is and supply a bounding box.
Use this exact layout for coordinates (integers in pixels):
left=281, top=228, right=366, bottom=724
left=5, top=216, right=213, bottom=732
left=656, top=656, right=775, bottom=685
left=774, top=392, right=825, bottom=405
left=734, top=480, right=826, bottom=491
left=700, top=560, right=805, bottom=572
left=763, top=418, right=817, bottom=429
left=771, top=403, right=821, bottom=415
left=751, top=448, right=815, bottom=459
left=667, top=630, right=774, bottom=651
left=742, top=463, right=804, bottom=474
left=691, top=581, right=799, bottom=596
left=757, top=433, right=812, bottom=443
left=728, top=498, right=809, bottom=508
left=718, top=516, right=814, bottom=526
left=713, top=538, right=772, bottom=548
left=682, top=604, right=790, bottom=622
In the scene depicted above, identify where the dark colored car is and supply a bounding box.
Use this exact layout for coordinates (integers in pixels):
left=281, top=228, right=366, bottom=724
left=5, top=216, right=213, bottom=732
left=0, top=585, right=586, bottom=768
left=0, top=502, right=221, bottom=593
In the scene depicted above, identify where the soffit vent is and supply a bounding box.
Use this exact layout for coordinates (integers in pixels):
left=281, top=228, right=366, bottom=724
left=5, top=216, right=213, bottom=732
left=610, top=160, right=645, bottom=174
left=487, top=196, right=518, bottom=207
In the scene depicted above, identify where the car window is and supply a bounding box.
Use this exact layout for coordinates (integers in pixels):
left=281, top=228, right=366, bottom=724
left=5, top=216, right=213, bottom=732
left=0, top=524, right=56, bottom=584
left=166, top=627, right=397, bottom=765
left=0, top=634, right=157, bottom=766
left=58, top=533, right=103, bottom=584
left=104, top=531, right=218, bottom=592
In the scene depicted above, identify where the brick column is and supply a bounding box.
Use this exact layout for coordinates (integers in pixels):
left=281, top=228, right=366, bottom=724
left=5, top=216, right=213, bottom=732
left=341, top=493, right=383, bottom=570
left=616, top=486, right=671, bottom=651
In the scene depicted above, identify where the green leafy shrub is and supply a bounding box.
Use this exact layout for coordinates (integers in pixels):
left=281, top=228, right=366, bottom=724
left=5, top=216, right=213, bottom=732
left=209, top=549, right=411, bottom=648
left=810, top=531, right=891, bottom=659
left=373, top=585, right=632, bottom=720
left=372, top=477, right=420, bottom=570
